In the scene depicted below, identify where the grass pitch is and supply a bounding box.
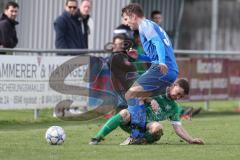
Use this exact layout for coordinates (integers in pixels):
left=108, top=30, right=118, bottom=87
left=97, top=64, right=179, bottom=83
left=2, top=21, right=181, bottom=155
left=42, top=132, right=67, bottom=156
left=0, top=101, right=240, bottom=160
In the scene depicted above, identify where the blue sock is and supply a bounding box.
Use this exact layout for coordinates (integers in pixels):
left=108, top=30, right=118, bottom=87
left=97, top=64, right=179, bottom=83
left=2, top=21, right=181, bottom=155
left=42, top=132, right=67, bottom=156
left=127, top=98, right=146, bottom=138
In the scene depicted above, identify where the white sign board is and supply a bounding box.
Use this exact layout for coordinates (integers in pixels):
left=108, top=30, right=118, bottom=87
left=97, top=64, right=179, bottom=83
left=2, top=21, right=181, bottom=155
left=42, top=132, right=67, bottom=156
left=0, top=55, right=89, bottom=109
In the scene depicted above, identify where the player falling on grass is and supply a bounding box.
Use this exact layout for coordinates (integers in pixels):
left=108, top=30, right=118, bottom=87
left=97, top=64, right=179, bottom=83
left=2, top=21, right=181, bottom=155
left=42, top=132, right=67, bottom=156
left=89, top=79, right=204, bottom=145
left=109, top=3, right=179, bottom=141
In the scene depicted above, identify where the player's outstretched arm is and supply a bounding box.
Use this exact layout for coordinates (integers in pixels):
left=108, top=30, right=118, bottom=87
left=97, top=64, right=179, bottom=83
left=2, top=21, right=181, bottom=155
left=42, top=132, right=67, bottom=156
left=172, top=124, right=204, bottom=145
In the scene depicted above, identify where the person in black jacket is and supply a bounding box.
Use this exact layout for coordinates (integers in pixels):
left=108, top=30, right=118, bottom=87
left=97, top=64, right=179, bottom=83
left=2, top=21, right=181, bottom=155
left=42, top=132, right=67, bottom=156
left=0, top=1, right=19, bottom=53
left=78, top=0, right=92, bottom=48
left=108, top=34, right=137, bottom=111
left=54, top=0, right=91, bottom=55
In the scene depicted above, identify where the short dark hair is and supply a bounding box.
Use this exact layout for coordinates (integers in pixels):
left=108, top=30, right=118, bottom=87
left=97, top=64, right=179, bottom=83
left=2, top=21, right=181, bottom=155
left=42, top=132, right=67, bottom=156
left=81, top=0, right=92, bottom=3
left=151, top=10, right=162, bottom=19
left=175, top=78, right=190, bottom=95
left=121, top=3, right=144, bottom=17
left=5, top=1, right=19, bottom=10
left=65, top=0, right=78, bottom=5
left=113, top=34, right=126, bottom=43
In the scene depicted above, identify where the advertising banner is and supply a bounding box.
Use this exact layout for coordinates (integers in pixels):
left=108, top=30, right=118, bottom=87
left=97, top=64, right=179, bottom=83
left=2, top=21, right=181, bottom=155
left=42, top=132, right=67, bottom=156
left=228, top=58, right=240, bottom=97
left=188, top=58, right=228, bottom=100
left=1, top=55, right=240, bottom=110
left=0, top=55, right=89, bottom=109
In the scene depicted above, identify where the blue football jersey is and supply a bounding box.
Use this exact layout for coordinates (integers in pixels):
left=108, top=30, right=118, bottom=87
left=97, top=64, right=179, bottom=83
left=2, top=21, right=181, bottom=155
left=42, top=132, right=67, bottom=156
left=138, top=19, right=178, bottom=73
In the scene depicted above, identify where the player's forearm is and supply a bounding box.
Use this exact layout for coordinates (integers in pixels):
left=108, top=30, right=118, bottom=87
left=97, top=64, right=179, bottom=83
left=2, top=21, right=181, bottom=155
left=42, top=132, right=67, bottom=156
left=173, top=125, right=194, bottom=144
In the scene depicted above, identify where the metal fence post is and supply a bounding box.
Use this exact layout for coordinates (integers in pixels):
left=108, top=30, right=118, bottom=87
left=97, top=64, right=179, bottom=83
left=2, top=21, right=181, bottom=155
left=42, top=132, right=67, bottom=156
left=34, top=108, right=40, bottom=120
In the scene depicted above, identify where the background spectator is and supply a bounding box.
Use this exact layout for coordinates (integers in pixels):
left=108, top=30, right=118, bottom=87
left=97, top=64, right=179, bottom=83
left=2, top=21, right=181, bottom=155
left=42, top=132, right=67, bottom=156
left=0, top=1, right=19, bottom=54
left=150, top=10, right=175, bottom=46
left=79, top=0, right=93, bottom=49
left=78, top=0, right=92, bottom=49
left=54, top=0, right=92, bottom=55
left=114, top=16, right=147, bottom=75
left=108, top=34, right=137, bottom=111
left=114, top=17, right=135, bottom=49
left=150, top=10, right=163, bottom=26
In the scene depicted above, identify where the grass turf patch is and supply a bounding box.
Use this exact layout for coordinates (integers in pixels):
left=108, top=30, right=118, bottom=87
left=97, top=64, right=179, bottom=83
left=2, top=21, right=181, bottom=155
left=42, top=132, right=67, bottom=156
left=0, top=100, right=240, bottom=160
left=0, top=115, right=240, bottom=160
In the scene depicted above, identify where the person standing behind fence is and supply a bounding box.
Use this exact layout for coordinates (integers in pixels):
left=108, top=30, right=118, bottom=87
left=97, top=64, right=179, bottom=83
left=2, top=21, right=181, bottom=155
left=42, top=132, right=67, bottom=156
left=114, top=15, right=148, bottom=75
left=151, top=10, right=175, bottom=46
left=78, top=0, right=93, bottom=49
left=0, top=1, right=19, bottom=54
left=54, top=0, right=92, bottom=54
left=108, top=34, right=137, bottom=112
left=114, top=17, right=135, bottom=47
left=150, top=10, right=163, bottom=26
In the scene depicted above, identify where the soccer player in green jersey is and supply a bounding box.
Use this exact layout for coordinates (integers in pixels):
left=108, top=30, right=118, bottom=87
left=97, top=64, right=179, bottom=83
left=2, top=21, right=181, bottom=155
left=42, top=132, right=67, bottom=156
left=89, top=79, right=204, bottom=145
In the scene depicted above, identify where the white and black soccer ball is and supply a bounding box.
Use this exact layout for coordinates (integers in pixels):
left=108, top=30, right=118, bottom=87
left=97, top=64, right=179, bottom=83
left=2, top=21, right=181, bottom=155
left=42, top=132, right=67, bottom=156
left=45, top=126, right=66, bottom=145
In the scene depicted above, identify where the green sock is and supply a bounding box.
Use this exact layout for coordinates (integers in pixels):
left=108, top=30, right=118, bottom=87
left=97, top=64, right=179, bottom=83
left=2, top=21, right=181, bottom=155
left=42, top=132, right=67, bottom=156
left=95, top=114, right=123, bottom=139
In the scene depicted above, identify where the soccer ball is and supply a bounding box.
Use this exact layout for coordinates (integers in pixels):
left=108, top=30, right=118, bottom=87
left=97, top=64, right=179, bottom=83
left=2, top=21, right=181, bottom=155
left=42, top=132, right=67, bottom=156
left=45, top=126, right=66, bottom=145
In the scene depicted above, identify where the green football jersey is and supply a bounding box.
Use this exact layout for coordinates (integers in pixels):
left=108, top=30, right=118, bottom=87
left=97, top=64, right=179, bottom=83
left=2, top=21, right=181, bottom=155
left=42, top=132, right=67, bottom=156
left=146, top=95, right=181, bottom=123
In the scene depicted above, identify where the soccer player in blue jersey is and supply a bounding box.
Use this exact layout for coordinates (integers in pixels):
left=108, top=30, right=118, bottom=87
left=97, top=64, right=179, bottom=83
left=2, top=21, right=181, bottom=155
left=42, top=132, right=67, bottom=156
left=89, top=3, right=179, bottom=144
left=119, top=3, right=179, bottom=141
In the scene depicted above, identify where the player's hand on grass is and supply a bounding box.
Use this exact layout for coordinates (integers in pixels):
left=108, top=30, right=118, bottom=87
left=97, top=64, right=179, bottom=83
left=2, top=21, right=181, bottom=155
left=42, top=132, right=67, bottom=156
left=189, top=138, right=205, bottom=145
left=159, top=64, right=168, bottom=74
left=127, top=48, right=138, bottom=59
left=150, top=99, right=159, bottom=112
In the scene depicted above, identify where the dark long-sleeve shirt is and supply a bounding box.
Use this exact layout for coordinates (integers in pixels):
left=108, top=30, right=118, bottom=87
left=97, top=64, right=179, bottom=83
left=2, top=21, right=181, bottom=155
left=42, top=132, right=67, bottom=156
left=0, top=13, right=18, bottom=48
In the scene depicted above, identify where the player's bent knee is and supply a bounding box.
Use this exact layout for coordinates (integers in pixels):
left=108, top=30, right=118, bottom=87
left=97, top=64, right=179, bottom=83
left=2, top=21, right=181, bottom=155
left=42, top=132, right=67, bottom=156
left=144, top=129, right=162, bottom=144
left=145, top=122, right=164, bottom=144
left=125, top=86, right=144, bottom=100
left=151, top=132, right=162, bottom=143
left=119, top=109, right=130, bottom=123
left=125, top=89, right=137, bottom=100
left=148, top=122, right=164, bottom=135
